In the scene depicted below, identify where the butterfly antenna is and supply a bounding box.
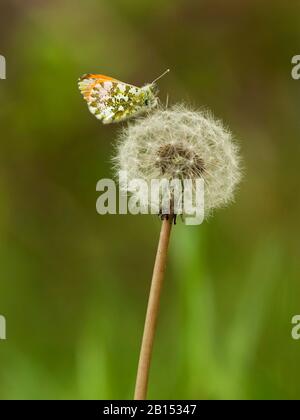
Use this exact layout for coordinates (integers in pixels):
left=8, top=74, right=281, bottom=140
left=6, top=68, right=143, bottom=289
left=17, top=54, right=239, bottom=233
left=151, top=69, right=170, bottom=84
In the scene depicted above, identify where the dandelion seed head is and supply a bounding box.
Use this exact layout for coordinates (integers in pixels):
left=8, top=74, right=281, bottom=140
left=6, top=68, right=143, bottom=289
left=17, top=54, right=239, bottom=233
left=114, top=104, right=242, bottom=218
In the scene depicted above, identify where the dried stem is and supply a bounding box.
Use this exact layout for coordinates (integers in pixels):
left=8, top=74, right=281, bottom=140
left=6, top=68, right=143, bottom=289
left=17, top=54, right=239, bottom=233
left=134, top=216, right=173, bottom=400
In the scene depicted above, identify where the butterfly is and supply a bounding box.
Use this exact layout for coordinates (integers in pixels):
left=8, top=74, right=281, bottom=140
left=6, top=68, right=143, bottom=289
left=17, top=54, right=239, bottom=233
left=78, top=69, right=169, bottom=124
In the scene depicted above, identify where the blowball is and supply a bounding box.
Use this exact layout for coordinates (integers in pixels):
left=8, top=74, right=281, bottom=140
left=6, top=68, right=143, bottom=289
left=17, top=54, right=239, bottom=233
left=114, top=104, right=242, bottom=218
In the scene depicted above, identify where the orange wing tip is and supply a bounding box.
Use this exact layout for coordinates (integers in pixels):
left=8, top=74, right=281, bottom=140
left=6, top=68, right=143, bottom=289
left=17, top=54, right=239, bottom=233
left=78, top=73, right=119, bottom=101
left=78, top=73, right=118, bottom=82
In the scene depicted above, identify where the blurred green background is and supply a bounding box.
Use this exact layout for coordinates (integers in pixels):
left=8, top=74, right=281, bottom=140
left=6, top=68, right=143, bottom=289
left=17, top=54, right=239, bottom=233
left=0, top=0, right=300, bottom=400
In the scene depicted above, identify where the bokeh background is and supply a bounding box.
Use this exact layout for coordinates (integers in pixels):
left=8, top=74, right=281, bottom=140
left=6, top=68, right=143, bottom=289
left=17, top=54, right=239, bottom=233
left=0, top=0, right=300, bottom=400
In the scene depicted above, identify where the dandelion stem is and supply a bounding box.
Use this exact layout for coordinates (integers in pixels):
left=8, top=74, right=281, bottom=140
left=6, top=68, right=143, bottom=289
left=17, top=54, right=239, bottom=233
left=134, top=216, right=173, bottom=400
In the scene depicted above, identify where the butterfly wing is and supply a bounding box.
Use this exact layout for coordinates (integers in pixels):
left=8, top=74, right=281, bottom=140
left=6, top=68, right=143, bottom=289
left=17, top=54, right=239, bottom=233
left=78, top=74, right=120, bottom=101
left=78, top=74, right=146, bottom=124
left=78, top=74, right=158, bottom=124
